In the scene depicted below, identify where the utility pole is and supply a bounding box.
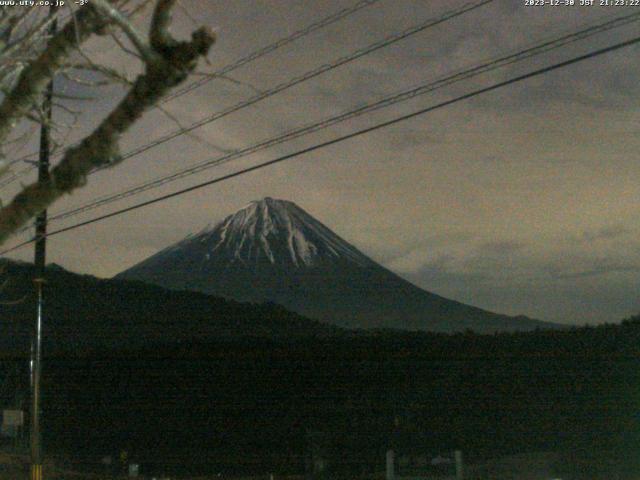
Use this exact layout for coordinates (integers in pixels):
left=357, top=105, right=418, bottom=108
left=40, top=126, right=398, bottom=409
left=31, top=6, right=57, bottom=480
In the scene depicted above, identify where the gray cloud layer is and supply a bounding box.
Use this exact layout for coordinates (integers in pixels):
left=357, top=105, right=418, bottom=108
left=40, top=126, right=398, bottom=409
left=4, top=0, right=640, bottom=325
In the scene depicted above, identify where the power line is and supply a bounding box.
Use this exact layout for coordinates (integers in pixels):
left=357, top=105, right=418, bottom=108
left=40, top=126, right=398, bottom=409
left=0, top=0, right=493, bottom=190
left=94, top=0, right=493, bottom=166
left=0, top=0, right=384, bottom=179
left=160, top=0, right=385, bottom=104
left=2, top=32, right=638, bottom=256
left=45, top=9, right=640, bottom=225
left=0, top=7, right=131, bottom=172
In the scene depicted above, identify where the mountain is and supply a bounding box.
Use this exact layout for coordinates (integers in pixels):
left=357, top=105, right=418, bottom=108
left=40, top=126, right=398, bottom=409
left=0, top=259, right=340, bottom=354
left=116, top=198, right=556, bottom=333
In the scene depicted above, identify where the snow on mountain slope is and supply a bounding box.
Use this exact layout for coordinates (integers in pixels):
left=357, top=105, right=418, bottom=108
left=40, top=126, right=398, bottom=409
left=143, top=197, right=375, bottom=271
left=117, top=198, right=558, bottom=333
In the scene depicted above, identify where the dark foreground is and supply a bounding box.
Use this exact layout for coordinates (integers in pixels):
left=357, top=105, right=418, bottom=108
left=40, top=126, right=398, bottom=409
left=1, top=318, right=640, bottom=479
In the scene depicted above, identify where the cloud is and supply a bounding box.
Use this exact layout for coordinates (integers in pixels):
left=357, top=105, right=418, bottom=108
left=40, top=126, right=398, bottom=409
left=387, top=129, right=442, bottom=150
left=389, top=236, right=530, bottom=286
left=388, top=250, right=448, bottom=275
left=5, top=0, right=637, bottom=328
left=478, top=240, right=526, bottom=255
left=581, top=224, right=630, bottom=243
left=549, top=261, right=640, bottom=280
left=398, top=253, right=489, bottom=286
left=384, top=232, right=475, bottom=272
left=398, top=246, right=640, bottom=324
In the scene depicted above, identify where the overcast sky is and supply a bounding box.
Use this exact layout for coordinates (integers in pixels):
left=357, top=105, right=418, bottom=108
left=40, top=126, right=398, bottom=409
left=3, top=0, right=640, bottom=325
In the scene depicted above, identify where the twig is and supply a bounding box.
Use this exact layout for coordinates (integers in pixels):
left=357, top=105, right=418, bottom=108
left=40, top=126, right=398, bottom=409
left=0, top=5, right=108, bottom=152
left=0, top=1, right=215, bottom=245
left=91, top=0, right=158, bottom=64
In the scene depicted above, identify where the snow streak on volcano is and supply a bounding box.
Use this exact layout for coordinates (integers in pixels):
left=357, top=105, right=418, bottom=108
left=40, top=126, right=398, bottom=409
left=117, top=198, right=556, bottom=333
left=191, top=197, right=374, bottom=268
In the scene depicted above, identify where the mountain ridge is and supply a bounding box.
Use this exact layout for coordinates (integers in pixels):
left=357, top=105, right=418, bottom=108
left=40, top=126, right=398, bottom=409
left=0, top=258, right=342, bottom=354
left=146, top=197, right=376, bottom=270
left=116, top=198, right=559, bottom=333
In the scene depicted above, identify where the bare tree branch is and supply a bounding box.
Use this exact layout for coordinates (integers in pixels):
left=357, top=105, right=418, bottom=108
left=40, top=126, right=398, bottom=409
left=156, top=103, right=233, bottom=154
left=0, top=1, right=215, bottom=246
left=0, top=6, right=108, bottom=154
left=150, top=0, right=178, bottom=51
left=91, top=0, right=158, bottom=64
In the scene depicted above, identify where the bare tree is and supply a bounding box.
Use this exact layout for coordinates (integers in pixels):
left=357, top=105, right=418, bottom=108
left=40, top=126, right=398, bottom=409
left=0, top=0, right=215, bottom=246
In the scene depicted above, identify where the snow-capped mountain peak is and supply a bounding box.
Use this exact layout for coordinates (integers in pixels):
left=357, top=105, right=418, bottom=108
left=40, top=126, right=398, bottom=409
left=117, top=197, right=556, bottom=333
left=162, top=198, right=375, bottom=269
